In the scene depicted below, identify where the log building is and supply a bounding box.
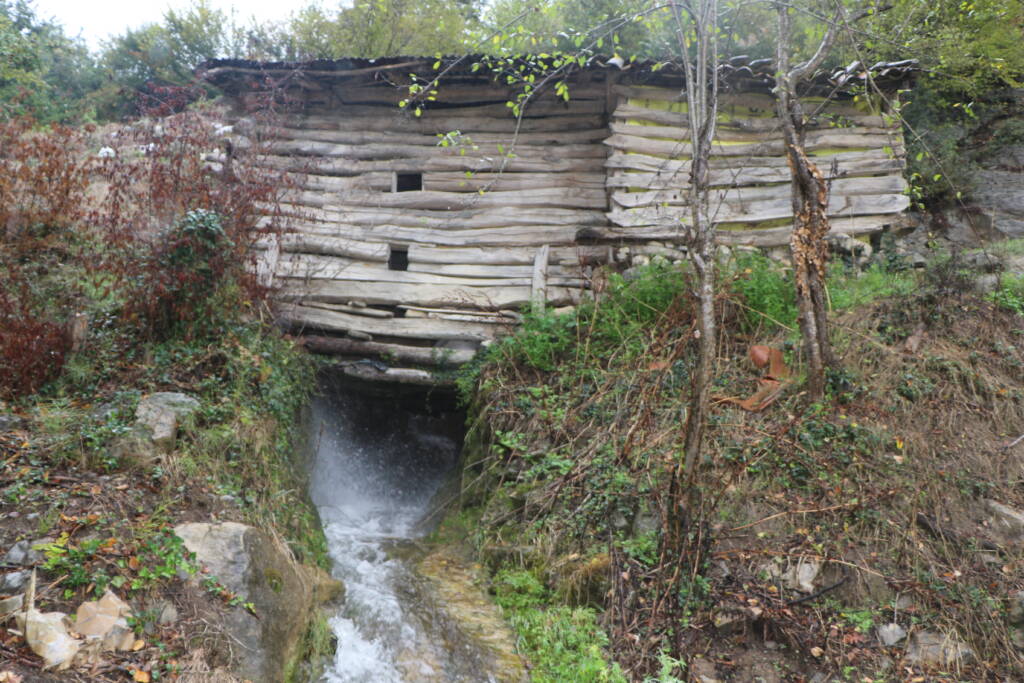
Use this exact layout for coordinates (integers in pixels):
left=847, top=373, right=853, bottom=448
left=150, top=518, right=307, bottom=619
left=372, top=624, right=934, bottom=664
left=200, top=55, right=915, bottom=382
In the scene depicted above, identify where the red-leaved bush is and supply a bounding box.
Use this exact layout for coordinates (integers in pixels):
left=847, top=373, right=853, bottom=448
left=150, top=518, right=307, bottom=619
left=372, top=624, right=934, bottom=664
left=0, top=98, right=299, bottom=396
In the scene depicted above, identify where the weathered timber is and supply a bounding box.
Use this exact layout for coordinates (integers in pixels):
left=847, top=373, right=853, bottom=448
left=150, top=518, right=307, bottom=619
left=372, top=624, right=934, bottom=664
left=268, top=139, right=608, bottom=160
left=250, top=153, right=606, bottom=175
left=278, top=223, right=585, bottom=247
left=605, top=159, right=904, bottom=188
left=289, top=187, right=607, bottom=211
left=604, top=150, right=903, bottom=175
left=397, top=305, right=521, bottom=320
left=267, top=205, right=608, bottom=229
left=278, top=303, right=509, bottom=340
left=277, top=234, right=390, bottom=261
left=302, top=302, right=395, bottom=318
left=277, top=281, right=579, bottom=309
left=531, top=245, right=551, bottom=313
left=299, top=335, right=477, bottom=365
left=337, top=363, right=451, bottom=387
left=407, top=243, right=611, bottom=265
left=406, top=262, right=580, bottom=278
left=271, top=126, right=610, bottom=146
left=610, top=175, right=908, bottom=208
left=276, top=112, right=606, bottom=133
left=607, top=192, right=910, bottom=227
left=604, top=133, right=901, bottom=158
left=423, top=172, right=606, bottom=192
left=609, top=121, right=895, bottom=143
left=329, top=83, right=609, bottom=106
left=612, top=102, right=888, bottom=131
left=612, top=87, right=867, bottom=118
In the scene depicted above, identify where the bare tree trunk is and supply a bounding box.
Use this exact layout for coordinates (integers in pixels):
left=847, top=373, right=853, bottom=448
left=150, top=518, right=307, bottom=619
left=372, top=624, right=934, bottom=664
left=775, top=2, right=841, bottom=398
left=666, top=0, right=718, bottom=553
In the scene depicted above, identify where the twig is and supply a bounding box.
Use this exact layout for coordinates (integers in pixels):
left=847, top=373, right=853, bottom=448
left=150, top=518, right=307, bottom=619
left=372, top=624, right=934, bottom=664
left=786, top=572, right=848, bottom=605
left=1002, top=433, right=1024, bottom=451
left=727, top=500, right=862, bottom=532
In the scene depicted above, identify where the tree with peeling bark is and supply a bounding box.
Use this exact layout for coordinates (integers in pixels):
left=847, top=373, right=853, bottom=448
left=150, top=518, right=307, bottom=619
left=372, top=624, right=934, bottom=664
left=773, top=0, right=863, bottom=398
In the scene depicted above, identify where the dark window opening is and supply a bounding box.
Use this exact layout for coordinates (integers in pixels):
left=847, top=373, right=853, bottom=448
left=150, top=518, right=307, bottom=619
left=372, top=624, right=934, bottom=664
left=388, top=246, right=409, bottom=271
left=395, top=172, right=422, bottom=192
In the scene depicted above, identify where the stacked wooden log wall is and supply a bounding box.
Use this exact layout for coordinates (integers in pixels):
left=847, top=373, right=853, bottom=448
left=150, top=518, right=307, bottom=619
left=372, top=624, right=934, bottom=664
left=208, top=62, right=910, bottom=375
left=601, top=86, right=909, bottom=246
left=231, top=68, right=617, bottom=368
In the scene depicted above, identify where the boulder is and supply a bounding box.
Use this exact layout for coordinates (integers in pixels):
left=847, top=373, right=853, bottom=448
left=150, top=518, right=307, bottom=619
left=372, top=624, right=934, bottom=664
left=876, top=622, right=907, bottom=647
left=905, top=630, right=973, bottom=667
left=3, top=539, right=42, bottom=567
left=0, top=414, right=24, bottom=432
left=984, top=499, right=1024, bottom=542
left=135, top=392, right=200, bottom=452
left=174, top=522, right=342, bottom=683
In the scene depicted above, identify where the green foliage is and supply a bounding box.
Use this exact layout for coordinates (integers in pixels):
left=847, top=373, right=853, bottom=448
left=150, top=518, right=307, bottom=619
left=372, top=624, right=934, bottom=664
left=731, top=253, right=798, bottom=332
left=987, top=273, right=1024, bottom=316
left=493, top=568, right=626, bottom=683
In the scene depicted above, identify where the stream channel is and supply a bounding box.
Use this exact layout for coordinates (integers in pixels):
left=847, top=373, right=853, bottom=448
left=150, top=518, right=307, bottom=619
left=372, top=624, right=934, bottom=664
left=307, top=375, right=510, bottom=682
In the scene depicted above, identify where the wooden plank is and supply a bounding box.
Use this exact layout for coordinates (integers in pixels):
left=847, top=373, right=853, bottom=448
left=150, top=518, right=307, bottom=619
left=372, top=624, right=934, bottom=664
left=302, top=302, right=394, bottom=318
left=407, top=243, right=611, bottom=266
left=277, top=280, right=580, bottom=309
left=604, top=132, right=901, bottom=158
left=275, top=253, right=586, bottom=287
left=274, top=112, right=607, bottom=133
left=606, top=159, right=905, bottom=189
left=299, top=335, right=477, bottom=365
left=338, top=364, right=452, bottom=387
left=251, top=153, right=606, bottom=175
left=398, top=305, right=521, bottom=320
left=612, top=87, right=868, bottom=118
left=271, top=126, right=609, bottom=146
left=610, top=175, right=908, bottom=209
left=423, top=172, right=606, bottom=192
left=278, top=234, right=390, bottom=261
left=255, top=234, right=280, bottom=288
left=604, top=150, right=904, bottom=175
left=269, top=139, right=607, bottom=160
left=269, top=205, right=608, bottom=229
left=277, top=303, right=503, bottom=341
left=278, top=222, right=583, bottom=247
left=406, top=262, right=579, bottom=278
left=607, top=193, right=910, bottom=228
left=612, top=102, right=889, bottom=131
left=532, top=244, right=551, bottom=313
left=610, top=121, right=895, bottom=143
left=295, top=187, right=608, bottom=211
left=331, top=83, right=609, bottom=106
left=585, top=214, right=899, bottom=246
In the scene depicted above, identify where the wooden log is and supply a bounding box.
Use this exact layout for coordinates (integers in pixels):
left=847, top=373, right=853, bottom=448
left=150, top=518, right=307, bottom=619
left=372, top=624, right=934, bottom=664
left=397, top=304, right=521, bottom=320
left=612, top=102, right=889, bottom=131
left=255, top=235, right=280, bottom=288
left=251, top=152, right=606, bottom=175
left=293, top=187, right=608, bottom=211
left=269, top=205, right=608, bottom=229
left=278, top=222, right=584, bottom=247
left=610, top=175, right=908, bottom=209
left=331, top=82, right=609, bottom=106
left=604, top=132, right=901, bottom=158
left=274, top=112, right=607, bottom=134
left=532, top=245, right=550, bottom=313
left=604, top=150, right=904, bottom=175
left=585, top=213, right=899, bottom=246
left=269, top=138, right=608, bottom=160
left=407, top=243, right=611, bottom=266
left=277, top=280, right=580, bottom=309
left=607, top=192, right=910, bottom=227
left=606, top=158, right=905, bottom=189
left=612, top=87, right=868, bottom=118
left=278, top=234, right=390, bottom=261
left=275, top=254, right=586, bottom=288
left=271, top=126, right=609, bottom=146
left=299, top=335, right=477, bottom=365
left=406, top=262, right=579, bottom=279
left=610, top=121, right=895, bottom=143
left=302, top=302, right=394, bottom=318
left=423, top=172, right=606, bottom=192
left=276, top=302, right=506, bottom=340
left=338, top=363, right=452, bottom=387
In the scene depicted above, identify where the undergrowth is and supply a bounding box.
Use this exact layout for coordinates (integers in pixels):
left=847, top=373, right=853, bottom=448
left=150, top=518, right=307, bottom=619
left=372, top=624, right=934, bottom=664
left=456, top=253, right=1024, bottom=680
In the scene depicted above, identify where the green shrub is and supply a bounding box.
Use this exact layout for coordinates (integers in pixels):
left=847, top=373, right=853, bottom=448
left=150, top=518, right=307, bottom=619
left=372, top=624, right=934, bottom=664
left=987, top=273, right=1024, bottom=316
left=731, top=253, right=798, bottom=332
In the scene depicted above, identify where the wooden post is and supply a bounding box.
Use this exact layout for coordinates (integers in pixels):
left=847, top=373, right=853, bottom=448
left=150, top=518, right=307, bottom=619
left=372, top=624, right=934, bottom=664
left=531, top=244, right=550, bottom=314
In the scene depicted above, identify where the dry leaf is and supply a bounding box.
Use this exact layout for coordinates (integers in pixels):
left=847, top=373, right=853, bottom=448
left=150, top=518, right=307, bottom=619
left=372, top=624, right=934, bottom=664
left=0, top=671, right=24, bottom=683
left=128, top=556, right=141, bottom=571
left=133, top=639, right=146, bottom=651
left=749, top=345, right=770, bottom=368
left=810, top=646, right=824, bottom=657
left=132, top=669, right=150, bottom=682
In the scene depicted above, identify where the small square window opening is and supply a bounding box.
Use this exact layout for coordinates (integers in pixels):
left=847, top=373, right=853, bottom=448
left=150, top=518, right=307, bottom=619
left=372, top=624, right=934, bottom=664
left=395, top=172, right=422, bottom=192
left=388, top=246, right=409, bottom=271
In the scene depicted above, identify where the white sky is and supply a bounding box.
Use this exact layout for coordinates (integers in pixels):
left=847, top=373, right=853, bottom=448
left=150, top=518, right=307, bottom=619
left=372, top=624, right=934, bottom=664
left=32, top=0, right=301, bottom=50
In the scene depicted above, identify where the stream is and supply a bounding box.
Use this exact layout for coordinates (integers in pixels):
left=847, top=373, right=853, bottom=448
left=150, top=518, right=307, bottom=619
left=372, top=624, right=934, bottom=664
left=307, top=378, right=507, bottom=682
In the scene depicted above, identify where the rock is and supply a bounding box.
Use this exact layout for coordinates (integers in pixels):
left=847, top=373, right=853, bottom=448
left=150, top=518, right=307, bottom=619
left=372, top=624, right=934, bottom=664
left=876, top=622, right=907, bottom=646
left=984, top=499, right=1024, bottom=541
left=1009, top=590, right=1024, bottom=625
left=905, top=630, right=973, bottom=667
left=16, top=608, right=80, bottom=670
left=174, top=522, right=342, bottom=683
left=3, top=540, right=42, bottom=566
left=0, top=593, right=23, bottom=620
left=782, top=558, right=821, bottom=594
left=158, top=602, right=178, bottom=626
left=0, top=414, right=25, bottom=431
left=134, top=392, right=200, bottom=452
left=0, top=570, right=30, bottom=593
left=690, top=657, right=723, bottom=683
left=975, top=273, right=1001, bottom=293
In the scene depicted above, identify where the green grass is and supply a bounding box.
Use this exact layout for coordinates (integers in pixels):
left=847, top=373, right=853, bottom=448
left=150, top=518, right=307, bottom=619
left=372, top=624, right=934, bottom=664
left=492, top=569, right=626, bottom=683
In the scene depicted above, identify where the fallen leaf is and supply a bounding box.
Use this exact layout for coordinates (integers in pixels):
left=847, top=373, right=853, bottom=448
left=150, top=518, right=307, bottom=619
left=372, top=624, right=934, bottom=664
left=132, top=669, right=150, bottom=682
left=749, top=345, right=771, bottom=368
left=133, top=639, right=145, bottom=651
left=810, top=646, right=824, bottom=657
left=128, top=556, right=140, bottom=571
left=0, top=671, right=24, bottom=682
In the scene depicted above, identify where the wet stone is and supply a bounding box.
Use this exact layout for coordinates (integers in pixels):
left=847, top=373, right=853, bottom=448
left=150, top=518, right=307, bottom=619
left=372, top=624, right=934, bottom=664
left=4, top=539, right=42, bottom=566
left=0, top=570, right=30, bottom=594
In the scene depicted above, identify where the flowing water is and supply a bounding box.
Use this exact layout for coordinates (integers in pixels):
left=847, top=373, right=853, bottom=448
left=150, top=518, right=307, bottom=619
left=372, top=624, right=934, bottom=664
left=308, top=381, right=506, bottom=682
